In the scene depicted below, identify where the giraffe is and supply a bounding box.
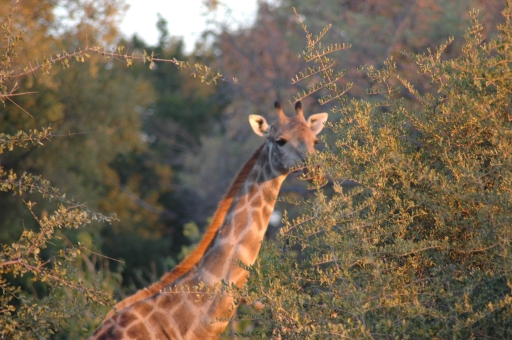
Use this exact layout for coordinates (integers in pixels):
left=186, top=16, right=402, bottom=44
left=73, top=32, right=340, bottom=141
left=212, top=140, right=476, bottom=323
left=90, top=101, right=328, bottom=340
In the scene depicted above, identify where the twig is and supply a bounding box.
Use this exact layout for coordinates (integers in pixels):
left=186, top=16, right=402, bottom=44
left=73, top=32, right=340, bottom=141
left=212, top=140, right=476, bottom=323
left=81, top=247, right=125, bottom=264
left=5, top=96, right=33, bottom=117
left=0, top=259, right=22, bottom=267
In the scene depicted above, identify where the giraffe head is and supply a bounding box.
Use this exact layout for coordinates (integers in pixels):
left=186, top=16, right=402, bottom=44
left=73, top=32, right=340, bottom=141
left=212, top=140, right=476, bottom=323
left=249, top=101, right=328, bottom=173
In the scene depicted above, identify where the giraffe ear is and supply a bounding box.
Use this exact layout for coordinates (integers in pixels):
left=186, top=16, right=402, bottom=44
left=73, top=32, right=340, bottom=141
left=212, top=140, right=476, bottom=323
left=307, top=113, right=328, bottom=135
left=249, top=115, right=269, bottom=137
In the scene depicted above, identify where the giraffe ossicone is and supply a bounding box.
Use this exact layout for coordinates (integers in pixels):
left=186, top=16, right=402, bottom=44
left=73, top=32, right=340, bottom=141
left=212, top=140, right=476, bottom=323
left=90, top=101, right=328, bottom=340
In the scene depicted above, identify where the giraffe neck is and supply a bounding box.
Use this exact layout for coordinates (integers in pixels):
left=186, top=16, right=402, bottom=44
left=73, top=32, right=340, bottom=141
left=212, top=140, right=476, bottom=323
left=165, top=142, right=287, bottom=336
left=179, top=142, right=286, bottom=287
left=89, top=143, right=289, bottom=340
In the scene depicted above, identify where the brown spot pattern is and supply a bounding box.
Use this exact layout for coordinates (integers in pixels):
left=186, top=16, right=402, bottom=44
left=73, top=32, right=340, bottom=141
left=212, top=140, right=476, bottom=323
left=251, top=211, right=262, bottom=229
left=240, top=231, right=257, bottom=247
left=95, top=325, right=115, bottom=340
left=192, top=321, right=220, bottom=340
left=126, top=322, right=150, bottom=339
left=133, top=301, right=153, bottom=316
left=118, top=312, right=138, bottom=328
left=240, top=232, right=261, bottom=261
left=251, top=194, right=262, bottom=208
left=233, top=209, right=248, bottom=235
left=202, top=244, right=232, bottom=278
left=148, top=311, right=167, bottom=327
left=157, top=294, right=174, bottom=310
left=233, top=214, right=249, bottom=239
left=207, top=296, right=235, bottom=320
left=263, top=204, right=272, bottom=217
left=173, top=304, right=195, bottom=335
left=190, top=291, right=209, bottom=308
left=149, top=311, right=177, bottom=339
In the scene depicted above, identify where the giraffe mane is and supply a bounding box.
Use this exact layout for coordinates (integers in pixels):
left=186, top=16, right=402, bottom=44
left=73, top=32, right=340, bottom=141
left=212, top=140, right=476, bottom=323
left=103, top=143, right=265, bottom=321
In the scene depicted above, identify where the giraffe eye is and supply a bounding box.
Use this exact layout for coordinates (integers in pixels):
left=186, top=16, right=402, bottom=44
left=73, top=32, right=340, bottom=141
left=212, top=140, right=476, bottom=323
left=275, top=138, right=287, bottom=146
left=314, top=139, right=319, bottom=144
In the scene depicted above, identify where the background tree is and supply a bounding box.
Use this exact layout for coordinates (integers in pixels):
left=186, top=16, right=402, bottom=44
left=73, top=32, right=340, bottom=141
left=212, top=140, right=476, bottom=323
left=98, top=15, right=229, bottom=293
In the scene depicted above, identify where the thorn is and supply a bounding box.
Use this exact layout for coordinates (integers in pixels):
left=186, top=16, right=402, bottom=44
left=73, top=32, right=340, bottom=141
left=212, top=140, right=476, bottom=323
left=28, top=60, right=37, bottom=78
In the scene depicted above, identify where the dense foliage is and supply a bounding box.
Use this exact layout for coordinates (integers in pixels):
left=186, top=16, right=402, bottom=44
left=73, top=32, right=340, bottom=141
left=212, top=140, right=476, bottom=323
left=241, top=5, right=512, bottom=339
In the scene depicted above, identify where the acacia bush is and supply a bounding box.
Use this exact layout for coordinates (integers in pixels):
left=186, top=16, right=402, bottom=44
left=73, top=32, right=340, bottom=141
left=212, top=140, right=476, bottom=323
left=0, top=6, right=119, bottom=338
left=241, top=5, right=512, bottom=339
